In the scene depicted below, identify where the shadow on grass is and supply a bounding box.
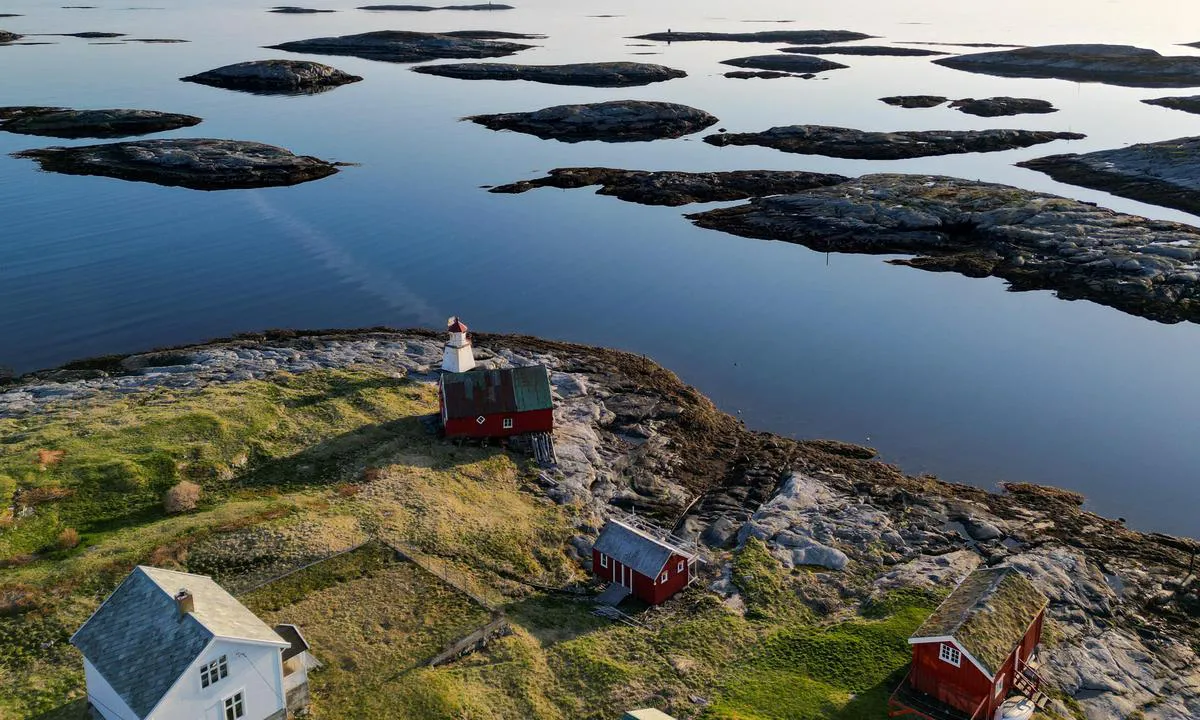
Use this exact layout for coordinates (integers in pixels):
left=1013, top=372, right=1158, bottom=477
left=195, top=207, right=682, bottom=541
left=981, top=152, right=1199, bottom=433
left=282, top=374, right=409, bottom=408
left=29, top=698, right=88, bottom=720
left=831, top=670, right=907, bottom=720
left=504, top=595, right=611, bottom=646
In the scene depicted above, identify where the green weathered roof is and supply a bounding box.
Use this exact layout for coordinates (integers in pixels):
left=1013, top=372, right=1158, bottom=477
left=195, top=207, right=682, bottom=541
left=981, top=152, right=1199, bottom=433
left=910, top=567, right=1048, bottom=677
left=440, top=365, right=552, bottom=418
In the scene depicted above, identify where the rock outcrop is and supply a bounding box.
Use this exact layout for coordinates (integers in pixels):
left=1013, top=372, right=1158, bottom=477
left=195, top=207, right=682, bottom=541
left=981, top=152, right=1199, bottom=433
left=1019, top=136, right=1200, bottom=216
left=686, top=173, right=1200, bottom=323
left=489, top=167, right=848, bottom=206
left=719, top=54, right=847, bottom=74
left=411, top=61, right=685, bottom=87
left=1, top=30, right=24, bottom=41
left=780, top=44, right=947, bottom=56
left=13, top=138, right=341, bottom=190
left=724, top=70, right=798, bottom=80
left=880, top=95, right=948, bottom=108
left=266, top=29, right=537, bottom=63
left=358, top=3, right=514, bottom=9
left=703, top=125, right=1084, bottom=159
left=181, top=60, right=363, bottom=94
left=949, top=96, right=1058, bottom=117
left=628, top=30, right=871, bottom=44
left=0, top=107, right=201, bottom=139
left=269, top=6, right=336, bottom=12
left=935, top=44, right=1200, bottom=87
left=467, top=100, right=718, bottom=142
left=1142, top=95, right=1200, bottom=115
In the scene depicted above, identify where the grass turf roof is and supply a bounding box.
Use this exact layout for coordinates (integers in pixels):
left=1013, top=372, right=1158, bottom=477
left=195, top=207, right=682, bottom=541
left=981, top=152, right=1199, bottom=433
left=910, top=567, right=1048, bottom=676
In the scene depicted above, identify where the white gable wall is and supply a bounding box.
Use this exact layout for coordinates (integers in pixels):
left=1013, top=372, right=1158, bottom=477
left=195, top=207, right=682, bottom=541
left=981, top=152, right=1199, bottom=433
left=146, top=638, right=285, bottom=720
left=85, top=658, right=140, bottom=720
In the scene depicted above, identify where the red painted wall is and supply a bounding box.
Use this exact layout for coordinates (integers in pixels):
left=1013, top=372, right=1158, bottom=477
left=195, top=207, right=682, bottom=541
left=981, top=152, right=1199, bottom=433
left=442, top=407, right=554, bottom=438
left=592, top=549, right=692, bottom=605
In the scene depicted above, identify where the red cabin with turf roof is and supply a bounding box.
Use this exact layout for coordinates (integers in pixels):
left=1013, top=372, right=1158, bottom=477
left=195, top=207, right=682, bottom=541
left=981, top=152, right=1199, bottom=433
left=890, top=567, right=1051, bottom=720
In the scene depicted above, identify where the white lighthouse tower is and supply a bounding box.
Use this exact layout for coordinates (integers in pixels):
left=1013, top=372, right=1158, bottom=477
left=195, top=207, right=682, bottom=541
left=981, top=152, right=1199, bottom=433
left=441, top=316, right=476, bottom=373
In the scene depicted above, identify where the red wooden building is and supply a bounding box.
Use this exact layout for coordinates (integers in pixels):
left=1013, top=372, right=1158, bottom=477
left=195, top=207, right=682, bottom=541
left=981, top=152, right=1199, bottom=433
left=439, top=365, right=554, bottom=439
left=592, top=518, right=699, bottom=605
left=890, top=567, right=1051, bottom=720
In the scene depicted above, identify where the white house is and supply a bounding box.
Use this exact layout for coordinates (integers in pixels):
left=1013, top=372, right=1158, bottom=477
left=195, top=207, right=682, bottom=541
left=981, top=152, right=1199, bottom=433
left=71, top=566, right=307, bottom=720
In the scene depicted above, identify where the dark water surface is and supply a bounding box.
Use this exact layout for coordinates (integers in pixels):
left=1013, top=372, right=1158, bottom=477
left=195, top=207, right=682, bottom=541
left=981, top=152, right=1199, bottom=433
left=2, top=0, right=1199, bottom=536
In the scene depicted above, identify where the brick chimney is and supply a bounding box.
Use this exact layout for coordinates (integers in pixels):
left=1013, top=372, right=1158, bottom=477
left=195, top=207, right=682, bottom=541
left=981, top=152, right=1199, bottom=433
left=174, top=588, right=194, bottom=618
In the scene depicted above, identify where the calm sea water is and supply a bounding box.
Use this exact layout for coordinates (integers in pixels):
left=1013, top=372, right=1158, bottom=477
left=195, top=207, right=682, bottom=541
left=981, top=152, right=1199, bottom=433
left=2, top=0, right=1199, bottom=536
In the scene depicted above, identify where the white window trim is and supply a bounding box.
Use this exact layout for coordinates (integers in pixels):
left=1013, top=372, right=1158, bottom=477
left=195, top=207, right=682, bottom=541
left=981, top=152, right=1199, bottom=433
left=676, top=560, right=684, bottom=573
left=502, top=417, right=514, bottom=429
left=939, top=643, right=962, bottom=667
left=599, top=553, right=608, bottom=568
left=223, top=688, right=247, bottom=720
left=201, top=655, right=229, bottom=690
left=660, top=571, right=669, bottom=583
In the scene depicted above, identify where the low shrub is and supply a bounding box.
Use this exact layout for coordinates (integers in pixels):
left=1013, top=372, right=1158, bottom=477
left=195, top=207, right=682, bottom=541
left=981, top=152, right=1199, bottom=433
left=163, top=481, right=202, bottom=514
left=56, top=528, right=80, bottom=550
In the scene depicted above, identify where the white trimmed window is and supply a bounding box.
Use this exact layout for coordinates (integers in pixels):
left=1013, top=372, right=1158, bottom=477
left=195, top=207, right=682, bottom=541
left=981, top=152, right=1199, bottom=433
left=939, top=643, right=962, bottom=667
left=502, top=418, right=514, bottom=429
left=223, top=690, right=245, bottom=720
left=660, top=571, right=669, bottom=583
left=677, top=560, right=685, bottom=573
left=995, top=674, right=1006, bottom=698
left=599, top=554, right=608, bottom=568
left=201, top=655, right=229, bottom=689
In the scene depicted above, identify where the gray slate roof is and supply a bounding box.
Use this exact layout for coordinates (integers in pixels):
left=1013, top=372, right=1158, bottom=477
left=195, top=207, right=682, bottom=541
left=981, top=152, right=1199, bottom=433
left=593, top=520, right=689, bottom=578
left=911, top=566, right=1049, bottom=677
left=72, top=566, right=287, bottom=718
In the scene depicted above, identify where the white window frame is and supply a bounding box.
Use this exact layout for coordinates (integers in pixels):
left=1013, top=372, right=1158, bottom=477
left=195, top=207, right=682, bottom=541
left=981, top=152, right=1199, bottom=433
left=995, top=673, right=1006, bottom=698
left=660, top=571, right=669, bottom=583
left=939, top=643, right=962, bottom=667
left=223, top=689, right=246, bottom=720
left=677, top=560, right=685, bottom=573
left=502, top=417, right=514, bottom=429
left=201, top=655, right=229, bottom=689
left=599, top=553, right=608, bottom=569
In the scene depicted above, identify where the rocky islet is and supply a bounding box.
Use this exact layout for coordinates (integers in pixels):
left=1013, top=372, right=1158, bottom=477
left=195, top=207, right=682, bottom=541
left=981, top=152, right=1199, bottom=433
left=1019, top=136, right=1200, bottom=216
left=181, top=59, right=363, bottom=94
left=934, top=44, right=1200, bottom=87
left=266, top=29, right=538, bottom=63
left=0, top=107, right=202, bottom=139
left=629, top=29, right=872, bottom=44
left=467, top=100, right=718, bottom=143
left=703, top=125, right=1084, bottom=160
left=489, top=167, right=849, bottom=206
left=719, top=54, right=848, bottom=74
left=880, top=95, right=948, bottom=108
left=13, top=138, right=342, bottom=190
left=411, top=61, right=686, bottom=87
left=358, top=3, right=514, bottom=10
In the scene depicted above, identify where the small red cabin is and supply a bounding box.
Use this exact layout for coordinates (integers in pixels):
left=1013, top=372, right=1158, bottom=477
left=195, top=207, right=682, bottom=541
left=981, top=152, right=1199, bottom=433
left=891, top=567, right=1051, bottom=720
left=439, top=365, right=554, bottom=439
left=592, top=518, right=699, bottom=605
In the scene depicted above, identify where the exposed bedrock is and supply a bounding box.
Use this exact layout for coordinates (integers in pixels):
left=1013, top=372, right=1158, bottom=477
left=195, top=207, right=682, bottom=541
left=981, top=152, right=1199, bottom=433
left=266, top=29, right=538, bottom=63
left=181, top=60, right=363, bottom=94
left=358, top=3, right=514, bottom=9
left=780, top=44, right=948, bottom=56
left=0, top=107, right=201, bottom=139
left=703, top=125, right=1084, bottom=159
left=719, top=54, right=847, bottom=74
left=467, top=100, right=718, bottom=142
left=880, top=95, right=948, bottom=108
left=1019, top=136, right=1200, bottom=216
left=1142, top=95, right=1200, bottom=114
left=934, top=44, right=1200, bottom=87
left=628, top=29, right=872, bottom=44
left=949, top=96, right=1058, bottom=117
left=489, top=167, right=849, bottom=206
left=13, top=138, right=342, bottom=190
left=686, top=173, right=1200, bottom=324
left=411, top=61, right=685, bottom=87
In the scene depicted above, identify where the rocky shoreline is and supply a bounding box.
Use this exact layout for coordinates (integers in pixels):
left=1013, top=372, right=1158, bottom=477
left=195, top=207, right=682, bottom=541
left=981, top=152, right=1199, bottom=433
left=934, top=44, right=1200, bottom=87
left=2, top=328, right=1197, bottom=719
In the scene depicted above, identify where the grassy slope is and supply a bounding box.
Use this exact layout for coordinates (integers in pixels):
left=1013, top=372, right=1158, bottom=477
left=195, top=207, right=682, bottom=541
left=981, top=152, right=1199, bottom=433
left=2, top=368, right=971, bottom=720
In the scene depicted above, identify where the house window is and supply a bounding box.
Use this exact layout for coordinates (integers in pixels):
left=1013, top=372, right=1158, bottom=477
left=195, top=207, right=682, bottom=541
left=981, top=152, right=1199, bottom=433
left=677, top=560, right=685, bottom=573
left=223, top=691, right=245, bottom=720
left=939, top=643, right=961, bottom=667
left=502, top=418, right=514, bottom=429
left=995, top=673, right=1007, bottom=698
left=600, top=554, right=608, bottom=568
left=201, top=655, right=229, bottom=688
left=660, top=571, right=669, bottom=583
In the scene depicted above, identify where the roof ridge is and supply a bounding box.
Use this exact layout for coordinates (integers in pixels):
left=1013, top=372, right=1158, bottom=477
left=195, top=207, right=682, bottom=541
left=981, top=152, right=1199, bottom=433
left=611, top=519, right=692, bottom=556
